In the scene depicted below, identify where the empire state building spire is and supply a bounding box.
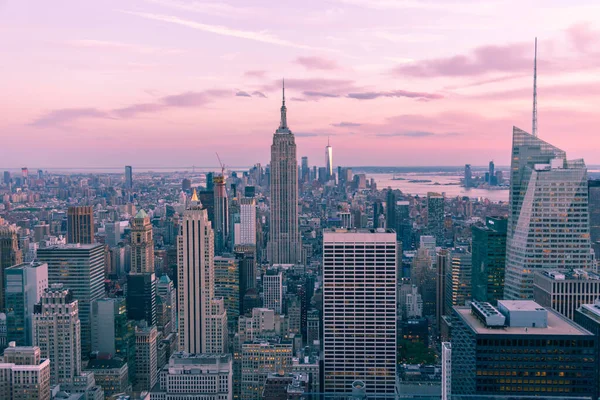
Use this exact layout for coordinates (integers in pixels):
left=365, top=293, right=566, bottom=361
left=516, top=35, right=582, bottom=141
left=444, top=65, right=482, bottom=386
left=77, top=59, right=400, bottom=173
left=278, top=79, right=289, bottom=132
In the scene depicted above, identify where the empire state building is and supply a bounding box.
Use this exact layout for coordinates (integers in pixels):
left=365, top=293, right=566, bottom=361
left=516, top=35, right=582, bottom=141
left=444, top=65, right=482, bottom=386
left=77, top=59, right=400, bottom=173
left=267, top=83, right=303, bottom=264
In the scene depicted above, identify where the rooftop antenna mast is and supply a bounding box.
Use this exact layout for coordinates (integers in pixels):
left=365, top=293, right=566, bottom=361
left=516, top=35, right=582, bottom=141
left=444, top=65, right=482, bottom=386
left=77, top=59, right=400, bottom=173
left=532, top=37, right=538, bottom=137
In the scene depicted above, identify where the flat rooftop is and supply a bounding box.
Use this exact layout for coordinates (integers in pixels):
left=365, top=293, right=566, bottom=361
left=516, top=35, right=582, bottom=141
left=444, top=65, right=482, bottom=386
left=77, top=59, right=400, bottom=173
left=497, top=300, right=545, bottom=312
left=455, top=307, right=591, bottom=336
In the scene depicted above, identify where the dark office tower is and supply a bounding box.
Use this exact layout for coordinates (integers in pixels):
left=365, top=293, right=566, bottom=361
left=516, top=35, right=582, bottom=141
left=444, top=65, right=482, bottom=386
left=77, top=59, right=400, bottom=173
left=37, top=244, right=105, bottom=357
left=301, top=156, right=309, bottom=183
left=198, top=189, right=215, bottom=223
left=67, top=206, right=95, bottom=244
left=213, top=175, right=229, bottom=255
left=472, top=217, right=507, bottom=305
left=396, top=201, right=411, bottom=248
left=589, top=180, right=600, bottom=257
left=130, top=209, right=154, bottom=274
left=505, top=127, right=591, bottom=300
left=427, top=192, right=444, bottom=245
left=126, top=273, right=157, bottom=327
left=436, top=250, right=450, bottom=330
left=244, top=186, right=255, bottom=198
left=267, top=83, right=302, bottom=264
left=488, top=160, right=495, bottom=185
left=181, top=178, right=191, bottom=191
left=125, top=165, right=133, bottom=190
left=206, top=172, right=214, bottom=191
left=452, top=300, right=598, bottom=397
left=386, top=190, right=397, bottom=231
left=464, top=164, right=472, bottom=188
left=373, top=201, right=383, bottom=229
left=0, top=225, right=23, bottom=310
left=3, top=171, right=9, bottom=184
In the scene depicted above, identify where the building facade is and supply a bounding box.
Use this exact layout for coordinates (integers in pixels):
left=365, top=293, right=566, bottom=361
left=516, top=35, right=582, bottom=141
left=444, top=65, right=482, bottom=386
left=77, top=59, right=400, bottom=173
left=67, top=206, right=95, bottom=244
left=263, top=269, right=283, bottom=314
left=130, top=209, right=154, bottom=274
left=0, top=344, right=51, bottom=400
left=471, top=216, right=507, bottom=305
left=0, top=225, right=23, bottom=310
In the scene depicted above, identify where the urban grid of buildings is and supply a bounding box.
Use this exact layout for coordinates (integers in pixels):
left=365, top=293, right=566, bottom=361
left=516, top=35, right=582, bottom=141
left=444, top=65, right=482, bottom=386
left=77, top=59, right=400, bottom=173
left=2, top=46, right=600, bottom=400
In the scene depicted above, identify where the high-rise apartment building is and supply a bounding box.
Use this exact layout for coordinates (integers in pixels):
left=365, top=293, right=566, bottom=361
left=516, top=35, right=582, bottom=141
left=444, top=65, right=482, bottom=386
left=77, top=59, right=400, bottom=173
left=241, top=340, right=293, bottom=400
left=124, top=165, right=132, bottom=190
left=427, top=192, right=444, bottom=245
left=533, top=269, right=600, bottom=320
left=126, top=272, right=157, bottom=327
left=150, top=353, right=233, bottom=400
left=267, top=85, right=302, bottom=265
left=213, top=175, right=229, bottom=254
left=325, top=138, right=333, bottom=181
left=37, top=243, right=104, bottom=356
left=67, top=206, right=95, bottom=244
left=452, top=300, right=597, bottom=397
left=0, top=343, right=51, bottom=400
left=130, top=209, right=154, bottom=274
left=4, top=262, right=48, bottom=345
left=505, top=127, right=592, bottom=299
left=32, top=284, right=81, bottom=385
left=177, top=193, right=227, bottom=354
left=471, top=216, right=507, bottom=304
left=236, top=197, right=256, bottom=246
left=0, top=225, right=23, bottom=310
left=445, top=248, right=472, bottom=316
left=263, top=268, right=283, bottom=314
left=323, top=228, right=397, bottom=395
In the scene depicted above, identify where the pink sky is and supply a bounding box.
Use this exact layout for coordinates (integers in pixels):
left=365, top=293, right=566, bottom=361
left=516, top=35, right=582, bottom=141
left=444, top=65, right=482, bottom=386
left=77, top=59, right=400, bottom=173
left=2, top=0, right=600, bottom=168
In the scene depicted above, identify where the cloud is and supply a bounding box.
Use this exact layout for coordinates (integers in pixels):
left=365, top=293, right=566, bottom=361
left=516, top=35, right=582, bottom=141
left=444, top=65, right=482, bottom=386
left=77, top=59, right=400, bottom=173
left=144, top=0, right=258, bottom=18
left=295, top=56, right=339, bottom=70
left=244, top=70, right=266, bottom=78
left=122, top=11, right=335, bottom=52
left=566, top=23, right=599, bottom=52
left=294, top=132, right=321, bottom=137
left=31, top=108, right=111, bottom=127
left=236, top=91, right=252, bottom=97
left=392, top=43, right=532, bottom=77
left=290, top=97, right=307, bottom=102
left=33, top=90, right=231, bottom=126
left=261, top=78, right=355, bottom=93
left=347, top=89, right=444, bottom=100
left=251, top=91, right=267, bottom=98
left=66, top=39, right=182, bottom=54
left=303, top=91, right=340, bottom=98
left=375, top=131, right=460, bottom=137
left=331, top=122, right=362, bottom=127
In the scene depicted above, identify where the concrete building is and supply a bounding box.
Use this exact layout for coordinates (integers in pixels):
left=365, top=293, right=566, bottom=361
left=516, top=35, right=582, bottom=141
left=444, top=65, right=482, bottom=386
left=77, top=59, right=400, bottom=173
left=156, top=275, right=177, bottom=335
left=427, top=193, right=444, bottom=245
left=150, top=353, right=232, bottom=400
left=4, top=261, right=48, bottom=345
left=37, top=243, right=105, bottom=356
left=126, top=272, right=157, bottom=327
left=130, top=209, right=154, bottom=274
left=0, top=225, right=23, bottom=310
left=213, top=175, right=229, bottom=255
left=214, top=255, right=239, bottom=328
left=85, top=358, right=131, bottom=399
left=505, top=127, right=593, bottom=299
left=445, top=248, right=472, bottom=316
left=267, top=85, right=303, bottom=264
left=241, top=340, right=293, bottom=400
left=323, top=228, right=397, bottom=395
left=135, top=323, right=158, bottom=392
left=534, top=269, right=600, bottom=320
left=0, top=343, right=51, bottom=400
left=67, top=206, right=95, bottom=245
left=441, top=342, right=451, bottom=400
left=452, top=300, right=597, bottom=397
left=236, top=197, right=256, bottom=246
left=263, top=268, right=283, bottom=314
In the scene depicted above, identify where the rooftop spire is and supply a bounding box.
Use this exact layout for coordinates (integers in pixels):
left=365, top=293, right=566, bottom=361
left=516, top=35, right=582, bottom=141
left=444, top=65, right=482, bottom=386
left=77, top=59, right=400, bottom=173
left=279, top=78, right=288, bottom=130
left=191, top=188, right=199, bottom=202
left=532, top=37, right=538, bottom=137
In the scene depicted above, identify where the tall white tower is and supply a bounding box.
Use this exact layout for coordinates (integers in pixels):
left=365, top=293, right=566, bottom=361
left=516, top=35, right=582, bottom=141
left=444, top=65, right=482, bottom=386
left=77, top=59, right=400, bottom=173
left=178, top=189, right=227, bottom=353
left=325, top=137, right=333, bottom=181
left=267, top=81, right=302, bottom=264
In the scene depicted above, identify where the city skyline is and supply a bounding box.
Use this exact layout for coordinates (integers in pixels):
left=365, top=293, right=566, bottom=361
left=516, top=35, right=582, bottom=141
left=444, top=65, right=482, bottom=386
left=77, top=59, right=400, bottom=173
left=3, top=1, right=600, bottom=167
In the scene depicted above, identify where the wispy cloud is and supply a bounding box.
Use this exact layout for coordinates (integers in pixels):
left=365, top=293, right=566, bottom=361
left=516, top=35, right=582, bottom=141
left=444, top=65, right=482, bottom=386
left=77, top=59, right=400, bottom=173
left=244, top=70, right=267, bottom=78
left=336, top=0, right=499, bottom=14
left=31, top=108, right=111, bottom=127
left=235, top=91, right=252, bottom=97
left=66, top=39, right=182, bottom=54
left=332, top=121, right=362, bottom=127
left=304, top=91, right=341, bottom=98
left=122, top=10, right=335, bottom=51
left=295, top=56, right=339, bottom=70
left=375, top=131, right=460, bottom=137
left=251, top=91, right=267, bottom=98
left=144, top=0, right=258, bottom=18
left=347, top=90, right=444, bottom=100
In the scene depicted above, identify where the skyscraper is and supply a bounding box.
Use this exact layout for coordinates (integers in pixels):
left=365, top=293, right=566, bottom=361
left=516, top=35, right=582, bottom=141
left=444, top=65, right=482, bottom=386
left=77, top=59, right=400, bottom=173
left=156, top=274, right=177, bottom=335
left=237, top=197, right=256, bottom=246
left=177, top=191, right=227, bottom=354
left=124, top=165, right=132, bottom=190
left=325, top=137, right=333, bottom=181
left=301, top=156, right=309, bottom=183
left=427, top=192, right=444, bottom=245
left=130, top=209, right=154, bottom=274
left=213, top=175, right=229, bottom=255
left=267, top=83, right=302, bottom=265
left=323, top=229, right=397, bottom=395
left=37, top=243, right=105, bottom=356
left=386, top=189, right=397, bottom=232
left=4, top=262, right=48, bottom=345
left=32, top=284, right=81, bottom=385
left=67, top=206, right=95, bottom=244
left=589, top=179, right=600, bottom=257
left=471, top=216, right=507, bottom=305
left=126, top=272, right=157, bottom=327
left=505, top=127, right=592, bottom=299
left=0, top=225, right=23, bottom=310
left=488, top=160, right=495, bottom=185
left=445, top=248, right=472, bottom=315
left=214, top=255, right=239, bottom=328
left=464, top=164, right=472, bottom=188
left=263, top=268, right=283, bottom=314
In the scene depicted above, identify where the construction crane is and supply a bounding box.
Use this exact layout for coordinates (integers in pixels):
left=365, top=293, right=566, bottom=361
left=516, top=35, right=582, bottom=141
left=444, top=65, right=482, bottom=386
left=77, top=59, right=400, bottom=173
left=215, top=152, right=225, bottom=177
